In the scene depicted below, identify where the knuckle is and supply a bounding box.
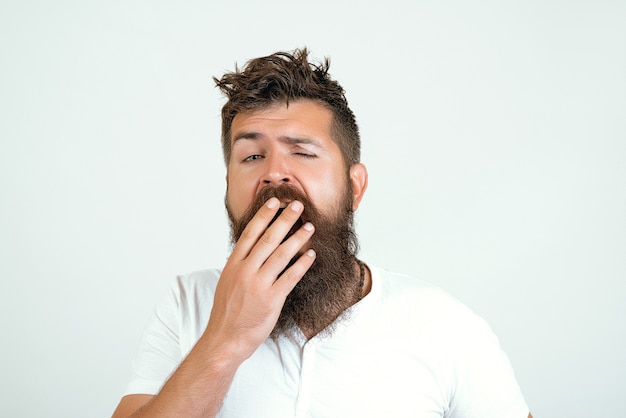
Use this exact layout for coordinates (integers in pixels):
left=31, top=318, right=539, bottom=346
left=272, top=246, right=288, bottom=261
left=240, top=226, right=256, bottom=241
left=260, top=231, right=275, bottom=245
left=274, top=216, right=295, bottom=229
left=279, top=268, right=297, bottom=283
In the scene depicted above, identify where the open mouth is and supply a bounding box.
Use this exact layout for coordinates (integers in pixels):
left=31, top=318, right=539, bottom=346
left=270, top=201, right=304, bottom=240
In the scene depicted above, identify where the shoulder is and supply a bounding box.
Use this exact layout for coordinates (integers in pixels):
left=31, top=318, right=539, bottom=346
left=371, top=267, right=490, bottom=336
left=171, top=268, right=222, bottom=295
left=368, top=267, right=529, bottom=416
left=156, top=268, right=222, bottom=320
left=150, top=268, right=224, bottom=353
left=373, top=267, right=467, bottom=313
left=162, top=268, right=222, bottom=303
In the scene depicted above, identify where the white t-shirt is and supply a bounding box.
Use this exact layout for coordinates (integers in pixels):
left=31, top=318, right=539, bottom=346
left=125, top=266, right=529, bottom=418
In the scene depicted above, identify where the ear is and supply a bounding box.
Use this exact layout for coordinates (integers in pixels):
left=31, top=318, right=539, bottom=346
left=349, top=163, right=368, bottom=211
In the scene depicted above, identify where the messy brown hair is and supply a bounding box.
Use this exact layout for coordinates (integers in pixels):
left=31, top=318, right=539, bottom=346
left=214, top=48, right=360, bottom=167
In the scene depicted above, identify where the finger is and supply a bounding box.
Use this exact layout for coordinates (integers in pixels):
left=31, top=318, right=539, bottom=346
left=230, top=197, right=283, bottom=261
left=271, top=248, right=316, bottom=297
left=258, top=221, right=315, bottom=278
left=245, top=200, right=306, bottom=265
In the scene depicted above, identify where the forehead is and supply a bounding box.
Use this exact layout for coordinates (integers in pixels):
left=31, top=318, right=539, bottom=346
left=230, top=100, right=334, bottom=145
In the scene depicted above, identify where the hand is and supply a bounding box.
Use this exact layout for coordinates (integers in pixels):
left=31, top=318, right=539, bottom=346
left=203, top=197, right=316, bottom=360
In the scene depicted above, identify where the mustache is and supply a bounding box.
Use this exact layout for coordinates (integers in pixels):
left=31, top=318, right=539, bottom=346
left=227, top=184, right=320, bottom=243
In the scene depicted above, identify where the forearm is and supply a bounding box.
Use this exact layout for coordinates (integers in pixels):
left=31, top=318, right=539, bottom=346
left=129, top=337, right=243, bottom=418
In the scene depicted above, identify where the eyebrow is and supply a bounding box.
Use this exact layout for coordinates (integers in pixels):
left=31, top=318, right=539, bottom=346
left=233, top=132, right=323, bottom=149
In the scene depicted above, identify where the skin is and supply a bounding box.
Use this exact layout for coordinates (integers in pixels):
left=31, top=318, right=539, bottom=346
left=112, top=100, right=368, bottom=417
left=226, top=100, right=367, bottom=221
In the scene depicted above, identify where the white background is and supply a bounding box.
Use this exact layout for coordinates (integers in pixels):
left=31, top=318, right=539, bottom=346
left=1, top=1, right=624, bottom=417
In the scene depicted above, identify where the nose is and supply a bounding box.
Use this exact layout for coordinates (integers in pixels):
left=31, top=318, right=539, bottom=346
left=261, top=153, right=293, bottom=187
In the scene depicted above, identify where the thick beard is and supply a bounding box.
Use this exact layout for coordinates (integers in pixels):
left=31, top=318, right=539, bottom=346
left=226, top=183, right=360, bottom=339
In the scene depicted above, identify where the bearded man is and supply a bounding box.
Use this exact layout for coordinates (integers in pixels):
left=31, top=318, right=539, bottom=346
left=113, top=49, right=532, bottom=418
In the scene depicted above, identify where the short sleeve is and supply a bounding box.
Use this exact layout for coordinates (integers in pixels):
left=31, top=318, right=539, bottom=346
left=123, top=279, right=183, bottom=395
left=446, top=306, right=529, bottom=418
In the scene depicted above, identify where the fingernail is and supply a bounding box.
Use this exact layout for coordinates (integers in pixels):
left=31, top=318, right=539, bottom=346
left=307, top=249, right=316, bottom=258
left=303, top=222, right=314, bottom=231
left=267, top=198, right=279, bottom=208
left=290, top=201, right=302, bottom=211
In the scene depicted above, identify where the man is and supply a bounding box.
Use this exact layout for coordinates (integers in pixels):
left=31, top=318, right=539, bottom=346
left=113, top=48, right=531, bottom=417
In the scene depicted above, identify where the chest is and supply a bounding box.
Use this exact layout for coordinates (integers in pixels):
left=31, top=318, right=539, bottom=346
left=217, top=333, right=452, bottom=418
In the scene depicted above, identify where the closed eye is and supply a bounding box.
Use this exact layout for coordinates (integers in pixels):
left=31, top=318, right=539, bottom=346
left=295, top=152, right=316, bottom=159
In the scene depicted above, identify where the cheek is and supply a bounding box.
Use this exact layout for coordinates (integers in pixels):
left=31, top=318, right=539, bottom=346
left=308, top=175, right=351, bottom=215
left=225, top=175, right=254, bottom=219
